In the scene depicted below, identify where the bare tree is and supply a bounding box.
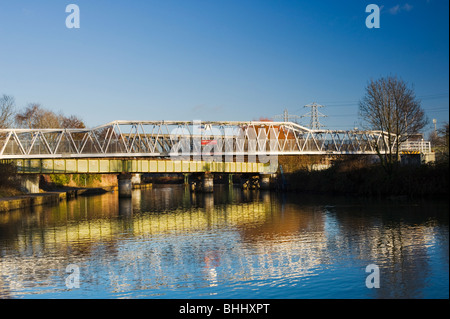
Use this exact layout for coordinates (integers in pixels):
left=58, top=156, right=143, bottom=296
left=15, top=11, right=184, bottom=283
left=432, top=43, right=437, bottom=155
left=14, top=104, right=87, bottom=151
left=15, top=103, right=61, bottom=129
left=59, top=114, right=86, bottom=129
left=434, top=122, right=449, bottom=163
left=0, top=94, right=16, bottom=129
left=359, top=76, right=427, bottom=173
left=15, top=103, right=87, bottom=129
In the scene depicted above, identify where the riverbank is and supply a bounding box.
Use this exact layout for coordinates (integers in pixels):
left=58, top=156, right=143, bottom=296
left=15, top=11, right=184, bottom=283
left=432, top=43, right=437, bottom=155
left=0, top=183, right=152, bottom=212
left=284, top=162, right=449, bottom=198
left=0, top=192, right=66, bottom=212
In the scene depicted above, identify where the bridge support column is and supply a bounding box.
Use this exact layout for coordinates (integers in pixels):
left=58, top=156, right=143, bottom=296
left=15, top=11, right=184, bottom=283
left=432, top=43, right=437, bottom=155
left=260, top=174, right=271, bottom=190
left=183, top=173, right=190, bottom=186
left=17, top=174, right=40, bottom=194
left=118, top=173, right=132, bottom=198
left=202, top=173, right=214, bottom=193
left=227, top=174, right=233, bottom=185
left=131, top=174, right=141, bottom=185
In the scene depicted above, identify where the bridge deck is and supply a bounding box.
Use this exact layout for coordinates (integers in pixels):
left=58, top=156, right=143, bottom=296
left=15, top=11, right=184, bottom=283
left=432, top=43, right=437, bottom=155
left=11, top=158, right=273, bottom=174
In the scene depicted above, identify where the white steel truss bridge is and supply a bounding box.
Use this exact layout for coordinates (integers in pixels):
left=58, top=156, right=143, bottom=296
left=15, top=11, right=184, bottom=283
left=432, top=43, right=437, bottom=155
left=0, top=120, right=428, bottom=160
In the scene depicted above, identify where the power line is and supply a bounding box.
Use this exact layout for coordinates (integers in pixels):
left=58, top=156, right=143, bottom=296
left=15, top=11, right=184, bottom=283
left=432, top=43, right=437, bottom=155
left=297, top=92, right=449, bottom=109
left=417, top=92, right=449, bottom=99
left=424, top=107, right=449, bottom=111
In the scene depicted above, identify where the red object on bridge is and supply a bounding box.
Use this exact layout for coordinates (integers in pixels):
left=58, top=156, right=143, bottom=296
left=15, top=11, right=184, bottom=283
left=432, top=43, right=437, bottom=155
left=201, top=140, right=217, bottom=145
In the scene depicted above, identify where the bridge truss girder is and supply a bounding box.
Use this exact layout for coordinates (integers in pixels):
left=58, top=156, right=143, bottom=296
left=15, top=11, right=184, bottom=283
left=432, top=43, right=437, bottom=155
left=0, top=120, right=401, bottom=159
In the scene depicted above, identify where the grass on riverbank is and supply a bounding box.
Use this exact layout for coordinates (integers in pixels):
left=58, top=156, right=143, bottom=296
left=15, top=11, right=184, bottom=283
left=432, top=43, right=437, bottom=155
left=285, top=158, right=449, bottom=198
left=0, top=186, right=24, bottom=198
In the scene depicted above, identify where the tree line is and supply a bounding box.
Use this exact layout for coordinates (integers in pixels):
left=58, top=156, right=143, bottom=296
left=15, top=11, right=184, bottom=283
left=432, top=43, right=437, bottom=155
left=0, top=94, right=85, bottom=129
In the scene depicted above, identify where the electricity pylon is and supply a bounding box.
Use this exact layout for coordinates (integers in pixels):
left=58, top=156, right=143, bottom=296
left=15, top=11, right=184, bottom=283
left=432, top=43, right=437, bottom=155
left=273, top=108, right=302, bottom=123
left=302, top=102, right=327, bottom=130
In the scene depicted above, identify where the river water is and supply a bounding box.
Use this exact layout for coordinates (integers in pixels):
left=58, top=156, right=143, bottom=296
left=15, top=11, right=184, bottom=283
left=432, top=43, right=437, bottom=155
left=0, top=185, right=448, bottom=299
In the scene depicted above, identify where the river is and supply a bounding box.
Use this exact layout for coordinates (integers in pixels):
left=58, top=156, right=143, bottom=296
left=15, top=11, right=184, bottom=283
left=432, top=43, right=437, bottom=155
left=0, top=185, right=448, bottom=299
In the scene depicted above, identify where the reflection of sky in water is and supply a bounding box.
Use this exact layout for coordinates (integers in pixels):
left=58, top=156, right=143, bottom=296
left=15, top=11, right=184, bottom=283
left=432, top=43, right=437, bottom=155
left=0, top=186, right=448, bottom=299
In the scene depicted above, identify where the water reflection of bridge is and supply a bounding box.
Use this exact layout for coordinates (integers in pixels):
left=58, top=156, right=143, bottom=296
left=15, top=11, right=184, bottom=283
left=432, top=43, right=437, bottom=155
left=0, top=188, right=446, bottom=298
left=0, top=188, right=329, bottom=297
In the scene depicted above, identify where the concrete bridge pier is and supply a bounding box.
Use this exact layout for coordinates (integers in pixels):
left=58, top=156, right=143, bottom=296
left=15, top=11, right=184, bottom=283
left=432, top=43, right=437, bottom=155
left=202, top=173, right=214, bottom=193
left=183, top=173, right=190, bottom=185
left=118, top=173, right=132, bottom=198
left=131, top=173, right=141, bottom=185
left=17, top=174, right=40, bottom=194
left=260, top=174, right=271, bottom=190
left=227, top=174, right=234, bottom=186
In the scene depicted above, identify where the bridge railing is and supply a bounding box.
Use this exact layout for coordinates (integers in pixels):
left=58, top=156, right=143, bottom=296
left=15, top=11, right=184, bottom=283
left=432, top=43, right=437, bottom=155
left=399, top=140, right=432, bottom=153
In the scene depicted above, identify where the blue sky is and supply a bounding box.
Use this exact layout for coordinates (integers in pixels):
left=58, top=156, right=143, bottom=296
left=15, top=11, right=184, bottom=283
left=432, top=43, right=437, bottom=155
left=0, top=1, right=448, bottom=134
